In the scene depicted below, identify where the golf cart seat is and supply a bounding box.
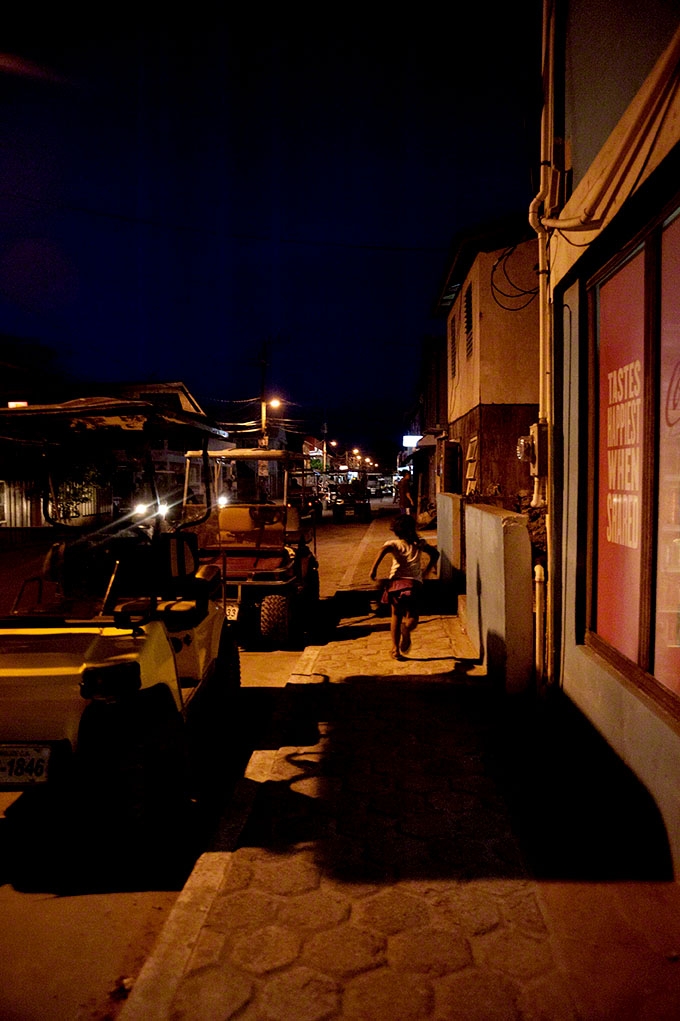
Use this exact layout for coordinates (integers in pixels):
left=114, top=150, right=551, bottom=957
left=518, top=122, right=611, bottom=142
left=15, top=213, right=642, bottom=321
left=113, top=532, right=221, bottom=631
left=218, top=504, right=285, bottom=545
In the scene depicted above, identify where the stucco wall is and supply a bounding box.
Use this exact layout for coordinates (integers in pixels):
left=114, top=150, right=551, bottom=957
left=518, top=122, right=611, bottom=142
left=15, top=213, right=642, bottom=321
left=560, top=278, right=680, bottom=875
left=447, top=239, right=539, bottom=427
left=436, top=493, right=465, bottom=581
left=465, top=503, right=533, bottom=694
left=478, top=243, right=540, bottom=406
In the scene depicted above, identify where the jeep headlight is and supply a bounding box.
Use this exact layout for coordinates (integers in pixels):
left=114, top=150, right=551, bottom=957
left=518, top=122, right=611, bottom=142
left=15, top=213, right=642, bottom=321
left=80, top=661, right=142, bottom=700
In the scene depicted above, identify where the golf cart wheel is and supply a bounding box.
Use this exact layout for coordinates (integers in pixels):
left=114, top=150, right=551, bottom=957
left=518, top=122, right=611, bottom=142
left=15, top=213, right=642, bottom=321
left=260, top=593, right=293, bottom=645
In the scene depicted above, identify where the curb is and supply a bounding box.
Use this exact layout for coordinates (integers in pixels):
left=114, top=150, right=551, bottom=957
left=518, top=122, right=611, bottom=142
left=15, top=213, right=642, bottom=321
left=119, top=852, right=234, bottom=1021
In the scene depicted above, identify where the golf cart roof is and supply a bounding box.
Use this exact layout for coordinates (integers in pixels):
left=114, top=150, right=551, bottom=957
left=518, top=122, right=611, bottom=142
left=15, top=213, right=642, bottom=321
left=0, top=396, right=230, bottom=443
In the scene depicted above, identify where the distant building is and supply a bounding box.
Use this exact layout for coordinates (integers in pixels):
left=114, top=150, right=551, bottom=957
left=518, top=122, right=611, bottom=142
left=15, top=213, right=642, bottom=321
left=0, top=381, right=217, bottom=528
left=433, top=222, right=540, bottom=512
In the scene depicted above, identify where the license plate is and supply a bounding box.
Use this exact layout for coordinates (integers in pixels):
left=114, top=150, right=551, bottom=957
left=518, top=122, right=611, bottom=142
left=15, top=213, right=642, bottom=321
left=346, top=508, right=355, bottom=516
left=225, top=603, right=239, bottom=621
left=0, top=745, right=51, bottom=785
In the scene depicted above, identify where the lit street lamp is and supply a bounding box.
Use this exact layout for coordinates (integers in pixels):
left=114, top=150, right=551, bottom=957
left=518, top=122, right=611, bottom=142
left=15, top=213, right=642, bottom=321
left=260, top=397, right=281, bottom=447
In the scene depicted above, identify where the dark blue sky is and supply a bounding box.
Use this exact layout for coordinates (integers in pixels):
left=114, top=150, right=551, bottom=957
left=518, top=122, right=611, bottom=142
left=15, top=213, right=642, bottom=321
left=0, top=8, right=541, bottom=461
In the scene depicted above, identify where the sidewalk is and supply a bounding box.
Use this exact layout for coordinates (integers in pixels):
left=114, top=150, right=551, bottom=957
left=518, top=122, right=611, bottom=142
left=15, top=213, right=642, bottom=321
left=121, top=515, right=680, bottom=1021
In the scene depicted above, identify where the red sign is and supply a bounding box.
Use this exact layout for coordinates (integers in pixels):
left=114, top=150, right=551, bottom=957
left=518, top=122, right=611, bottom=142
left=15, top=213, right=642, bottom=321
left=596, top=250, right=645, bottom=662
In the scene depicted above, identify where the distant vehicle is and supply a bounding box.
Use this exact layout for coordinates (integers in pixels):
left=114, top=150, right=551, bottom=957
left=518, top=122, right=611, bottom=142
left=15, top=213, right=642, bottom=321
left=289, top=469, right=324, bottom=524
left=181, top=447, right=320, bottom=648
left=0, top=397, right=240, bottom=834
left=331, top=472, right=372, bottom=523
left=366, top=473, right=392, bottom=498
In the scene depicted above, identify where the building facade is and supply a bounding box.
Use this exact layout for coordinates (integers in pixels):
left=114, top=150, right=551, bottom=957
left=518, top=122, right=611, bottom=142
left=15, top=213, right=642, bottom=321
left=535, top=1, right=680, bottom=868
left=435, top=227, right=540, bottom=513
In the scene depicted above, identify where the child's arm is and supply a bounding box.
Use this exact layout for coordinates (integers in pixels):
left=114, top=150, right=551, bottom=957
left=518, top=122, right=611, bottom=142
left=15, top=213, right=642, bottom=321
left=370, top=546, right=390, bottom=581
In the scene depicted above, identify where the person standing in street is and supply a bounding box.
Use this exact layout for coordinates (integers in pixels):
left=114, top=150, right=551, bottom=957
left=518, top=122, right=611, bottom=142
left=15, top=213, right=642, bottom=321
left=396, top=470, right=414, bottom=514
left=369, top=513, right=439, bottom=660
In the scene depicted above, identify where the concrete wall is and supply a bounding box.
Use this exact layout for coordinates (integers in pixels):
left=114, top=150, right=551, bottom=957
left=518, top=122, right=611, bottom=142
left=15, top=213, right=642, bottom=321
left=436, top=493, right=465, bottom=581
left=447, top=239, right=539, bottom=425
left=478, top=243, right=539, bottom=407
left=465, top=503, right=533, bottom=695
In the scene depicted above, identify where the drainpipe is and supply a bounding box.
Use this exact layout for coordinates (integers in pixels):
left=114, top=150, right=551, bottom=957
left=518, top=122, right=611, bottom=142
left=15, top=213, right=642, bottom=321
left=528, top=0, right=555, bottom=688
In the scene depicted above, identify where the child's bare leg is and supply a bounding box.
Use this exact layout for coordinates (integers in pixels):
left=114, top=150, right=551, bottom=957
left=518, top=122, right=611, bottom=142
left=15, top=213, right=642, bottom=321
left=400, top=611, right=418, bottom=652
left=390, top=607, right=403, bottom=658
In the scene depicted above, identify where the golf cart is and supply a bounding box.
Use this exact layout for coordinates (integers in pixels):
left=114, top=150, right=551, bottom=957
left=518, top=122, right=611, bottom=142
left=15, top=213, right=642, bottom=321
left=331, top=470, right=372, bottom=523
left=181, top=447, right=320, bottom=647
left=0, top=396, right=241, bottom=833
left=288, top=468, right=324, bottom=524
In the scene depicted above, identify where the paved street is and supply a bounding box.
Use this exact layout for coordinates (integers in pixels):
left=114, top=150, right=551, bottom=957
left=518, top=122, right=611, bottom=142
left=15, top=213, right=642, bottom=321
left=121, top=508, right=680, bottom=1021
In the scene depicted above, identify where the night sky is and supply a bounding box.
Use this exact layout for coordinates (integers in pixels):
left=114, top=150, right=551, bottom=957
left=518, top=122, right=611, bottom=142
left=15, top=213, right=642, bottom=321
left=0, top=8, right=542, bottom=463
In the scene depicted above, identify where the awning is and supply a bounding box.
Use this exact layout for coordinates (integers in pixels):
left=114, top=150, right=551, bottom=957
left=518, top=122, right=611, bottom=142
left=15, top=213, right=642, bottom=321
left=416, top=434, right=437, bottom=449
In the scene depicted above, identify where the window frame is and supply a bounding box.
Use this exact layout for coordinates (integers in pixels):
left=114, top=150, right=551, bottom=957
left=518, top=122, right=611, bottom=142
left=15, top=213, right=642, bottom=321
left=584, top=197, right=680, bottom=719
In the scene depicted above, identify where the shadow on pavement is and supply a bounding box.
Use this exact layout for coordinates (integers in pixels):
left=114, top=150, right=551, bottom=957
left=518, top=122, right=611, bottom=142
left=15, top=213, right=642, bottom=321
left=235, top=678, right=674, bottom=884
left=0, top=710, right=255, bottom=896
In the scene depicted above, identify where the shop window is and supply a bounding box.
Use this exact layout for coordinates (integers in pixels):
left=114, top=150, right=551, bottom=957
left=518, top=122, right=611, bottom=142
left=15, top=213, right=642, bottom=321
left=589, top=203, right=680, bottom=706
left=654, top=211, right=680, bottom=692
left=595, top=247, right=644, bottom=664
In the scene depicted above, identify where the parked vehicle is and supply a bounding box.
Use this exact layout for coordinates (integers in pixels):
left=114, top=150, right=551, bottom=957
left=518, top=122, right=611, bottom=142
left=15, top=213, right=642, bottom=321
left=181, top=447, right=320, bottom=648
left=289, top=469, right=325, bottom=524
left=331, top=472, right=372, bottom=523
left=0, top=397, right=240, bottom=834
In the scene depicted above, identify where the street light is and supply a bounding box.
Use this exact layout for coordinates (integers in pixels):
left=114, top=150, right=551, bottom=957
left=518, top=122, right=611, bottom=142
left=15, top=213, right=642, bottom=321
left=260, top=397, right=281, bottom=447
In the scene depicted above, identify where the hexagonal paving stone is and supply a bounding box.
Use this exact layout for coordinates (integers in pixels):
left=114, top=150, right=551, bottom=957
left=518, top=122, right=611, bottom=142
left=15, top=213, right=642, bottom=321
left=301, top=924, right=386, bottom=976
left=388, top=926, right=472, bottom=975
left=260, top=965, right=339, bottom=1021
left=343, top=967, right=434, bottom=1020
left=426, top=886, right=502, bottom=936
left=354, top=889, right=430, bottom=934
left=251, top=853, right=321, bottom=896
left=220, top=854, right=254, bottom=892
left=277, top=887, right=351, bottom=930
left=185, top=928, right=228, bottom=973
left=169, top=963, right=253, bottom=1021
left=207, top=889, right=280, bottom=932
left=230, top=924, right=301, bottom=974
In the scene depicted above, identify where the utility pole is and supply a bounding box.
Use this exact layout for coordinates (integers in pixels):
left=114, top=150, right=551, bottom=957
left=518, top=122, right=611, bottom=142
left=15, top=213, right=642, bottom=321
left=259, top=341, right=269, bottom=448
